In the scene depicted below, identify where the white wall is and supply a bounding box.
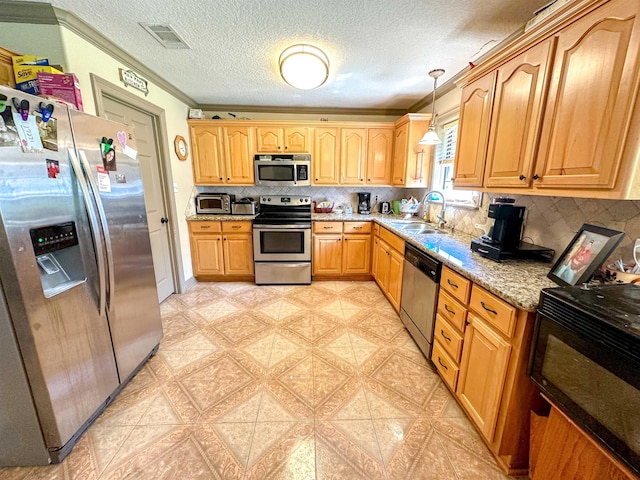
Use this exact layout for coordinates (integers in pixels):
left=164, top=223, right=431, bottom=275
left=1, top=23, right=196, bottom=285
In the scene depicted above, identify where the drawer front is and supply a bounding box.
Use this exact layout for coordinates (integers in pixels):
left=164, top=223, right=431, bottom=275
left=437, top=290, right=468, bottom=332
left=469, top=286, right=517, bottom=338
left=379, top=226, right=405, bottom=253
left=222, top=221, right=252, bottom=233
left=432, top=340, right=459, bottom=391
left=189, top=221, right=222, bottom=233
left=313, top=221, right=343, bottom=233
left=441, top=266, right=471, bottom=304
left=343, top=221, right=372, bottom=234
left=434, top=314, right=464, bottom=363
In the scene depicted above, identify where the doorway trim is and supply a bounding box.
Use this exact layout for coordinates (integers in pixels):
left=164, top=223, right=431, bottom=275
left=90, top=73, right=189, bottom=294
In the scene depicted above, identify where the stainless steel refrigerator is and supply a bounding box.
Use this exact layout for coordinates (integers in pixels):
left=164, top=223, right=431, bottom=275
left=0, top=85, right=163, bottom=466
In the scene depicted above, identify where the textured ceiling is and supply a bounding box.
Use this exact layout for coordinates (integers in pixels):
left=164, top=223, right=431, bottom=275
left=20, top=0, right=550, bottom=111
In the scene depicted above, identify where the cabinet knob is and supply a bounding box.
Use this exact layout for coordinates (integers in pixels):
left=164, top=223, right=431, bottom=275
left=367, top=178, right=371, bottom=182
left=315, top=178, right=319, bottom=181
left=533, top=173, right=540, bottom=180
left=360, top=178, right=363, bottom=182
left=227, top=177, right=230, bottom=181
left=284, top=146, right=288, bottom=150
left=219, top=177, right=223, bottom=180
left=278, top=145, right=281, bottom=150
left=519, top=174, right=526, bottom=181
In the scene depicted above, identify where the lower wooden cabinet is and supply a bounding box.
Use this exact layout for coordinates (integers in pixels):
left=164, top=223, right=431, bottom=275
left=372, top=226, right=405, bottom=312
left=434, top=266, right=538, bottom=475
left=189, top=221, right=253, bottom=278
left=457, top=313, right=511, bottom=441
left=312, top=221, right=371, bottom=277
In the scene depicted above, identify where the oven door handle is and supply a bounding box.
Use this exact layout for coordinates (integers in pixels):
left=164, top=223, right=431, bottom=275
left=254, top=224, right=311, bottom=230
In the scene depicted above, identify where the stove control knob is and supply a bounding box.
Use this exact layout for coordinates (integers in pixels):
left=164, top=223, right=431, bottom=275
left=267, top=198, right=271, bottom=202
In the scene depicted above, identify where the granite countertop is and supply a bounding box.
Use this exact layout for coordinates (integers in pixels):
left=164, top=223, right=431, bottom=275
left=187, top=214, right=258, bottom=221
left=187, top=212, right=556, bottom=311
left=314, top=212, right=556, bottom=312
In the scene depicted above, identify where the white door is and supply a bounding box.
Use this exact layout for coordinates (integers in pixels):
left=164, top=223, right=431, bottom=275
left=102, top=97, right=175, bottom=302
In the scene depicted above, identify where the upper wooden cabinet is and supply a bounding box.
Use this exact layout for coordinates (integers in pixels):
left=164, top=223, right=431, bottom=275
left=189, top=123, right=254, bottom=185
left=223, top=126, right=254, bottom=184
left=453, top=73, right=496, bottom=188
left=366, top=128, right=394, bottom=185
left=255, top=126, right=310, bottom=153
left=535, top=0, right=640, bottom=191
left=313, top=127, right=341, bottom=184
left=392, top=114, right=432, bottom=187
left=484, top=39, right=555, bottom=188
left=340, top=128, right=367, bottom=184
left=190, top=124, right=225, bottom=184
left=453, top=0, right=640, bottom=199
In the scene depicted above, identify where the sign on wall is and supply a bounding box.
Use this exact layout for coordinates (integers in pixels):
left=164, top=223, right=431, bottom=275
left=118, top=68, right=149, bottom=96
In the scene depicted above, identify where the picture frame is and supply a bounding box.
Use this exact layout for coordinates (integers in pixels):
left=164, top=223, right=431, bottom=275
left=548, top=224, right=625, bottom=286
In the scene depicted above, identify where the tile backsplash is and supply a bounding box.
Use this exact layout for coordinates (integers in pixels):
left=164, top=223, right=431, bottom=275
left=189, top=186, right=406, bottom=214
left=187, top=186, right=640, bottom=265
left=421, top=191, right=640, bottom=264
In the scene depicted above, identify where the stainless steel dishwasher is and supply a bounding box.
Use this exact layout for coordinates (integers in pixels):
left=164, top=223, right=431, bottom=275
left=399, top=244, right=441, bottom=359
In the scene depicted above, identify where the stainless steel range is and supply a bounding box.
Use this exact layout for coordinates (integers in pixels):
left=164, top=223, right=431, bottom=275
left=253, top=195, right=312, bottom=285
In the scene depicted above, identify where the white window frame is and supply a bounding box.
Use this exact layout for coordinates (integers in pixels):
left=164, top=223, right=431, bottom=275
left=430, top=108, right=482, bottom=209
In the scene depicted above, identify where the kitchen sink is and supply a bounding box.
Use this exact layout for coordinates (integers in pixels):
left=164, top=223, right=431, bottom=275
left=389, top=222, right=446, bottom=234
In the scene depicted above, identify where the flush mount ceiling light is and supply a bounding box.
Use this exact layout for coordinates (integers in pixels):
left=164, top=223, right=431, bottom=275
left=279, top=44, right=329, bottom=90
left=419, top=68, right=446, bottom=145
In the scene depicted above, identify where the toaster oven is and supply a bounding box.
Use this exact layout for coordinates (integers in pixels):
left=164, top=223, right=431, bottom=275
left=195, top=194, right=235, bottom=214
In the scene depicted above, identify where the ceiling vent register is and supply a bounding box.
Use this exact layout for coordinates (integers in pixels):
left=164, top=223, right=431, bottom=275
left=139, top=24, right=191, bottom=49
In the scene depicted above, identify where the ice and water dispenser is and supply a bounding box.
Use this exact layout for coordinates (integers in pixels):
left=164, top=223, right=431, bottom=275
left=29, top=222, right=87, bottom=297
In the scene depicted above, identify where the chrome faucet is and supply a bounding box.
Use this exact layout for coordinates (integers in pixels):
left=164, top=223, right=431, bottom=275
left=421, top=190, right=447, bottom=229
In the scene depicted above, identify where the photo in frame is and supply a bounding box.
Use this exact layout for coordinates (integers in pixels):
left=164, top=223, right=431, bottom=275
left=548, top=224, right=625, bottom=286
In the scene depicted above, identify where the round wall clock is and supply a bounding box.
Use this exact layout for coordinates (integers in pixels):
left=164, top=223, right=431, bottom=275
left=174, top=135, right=189, bottom=161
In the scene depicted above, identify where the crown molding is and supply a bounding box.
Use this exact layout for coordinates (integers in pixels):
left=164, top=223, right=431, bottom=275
left=0, top=1, right=197, bottom=107
left=199, top=104, right=408, bottom=117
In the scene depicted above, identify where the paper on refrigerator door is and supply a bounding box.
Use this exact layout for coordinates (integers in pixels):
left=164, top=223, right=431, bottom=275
left=96, top=165, right=111, bottom=192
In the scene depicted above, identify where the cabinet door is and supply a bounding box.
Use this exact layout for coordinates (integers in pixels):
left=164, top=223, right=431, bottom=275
left=284, top=127, right=310, bottom=152
left=190, top=125, right=224, bottom=184
left=191, top=234, right=224, bottom=276
left=255, top=127, right=282, bottom=153
left=342, top=234, right=371, bottom=274
left=386, top=247, right=404, bottom=312
left=371, top=236, right=380, bottom=279
left=391, top=123, right=409, bottom=185
left=340, top=128, right=367, bottom=184
left=313, top=127, right=340, bottom=184
left=312, top=234, right=342, bottom=275
left=222, top=234, right=254, bottom=276
left=375, top=239, right=391, bottom=289
left=534, top=0, right=640, bottom=189
left=453, top=72, right=496, bottom=188
left=484, top=39, right=555, bottom=188
left=366, top=128, right=393, bottom=185
left=457, top=314, right=511, bottom=441
left=223, top=126, right=254, bottom=184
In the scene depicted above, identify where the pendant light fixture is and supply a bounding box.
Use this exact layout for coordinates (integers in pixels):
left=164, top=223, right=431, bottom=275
left=419, top=68, right=445, bottom=145
left=279, top=44, right=329, bottom=90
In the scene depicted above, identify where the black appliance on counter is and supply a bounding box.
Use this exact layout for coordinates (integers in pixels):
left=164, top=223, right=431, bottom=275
left=357, top=192, right=371, bottom=215
left=530, top=284, right=640, bottom=476
left=470, top=198, right=554, bottom=261
left=252, top=195, right=312, bottom=285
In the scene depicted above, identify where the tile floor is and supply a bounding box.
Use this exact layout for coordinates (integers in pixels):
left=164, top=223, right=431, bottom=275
left=0, top=281, right=525, bottom=480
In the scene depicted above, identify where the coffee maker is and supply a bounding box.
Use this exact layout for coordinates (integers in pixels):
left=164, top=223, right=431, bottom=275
left=471, top=198, right=554, bottom=261
left=357, top=192, right=371, bottom=215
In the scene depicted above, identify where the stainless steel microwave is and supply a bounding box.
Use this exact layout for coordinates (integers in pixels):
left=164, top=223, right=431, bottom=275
left=195, top=194, right=235, bottom=214
left=254, top=154, right=311, bottom=186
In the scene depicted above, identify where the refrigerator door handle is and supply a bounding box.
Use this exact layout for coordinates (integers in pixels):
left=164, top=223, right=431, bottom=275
left=77, top=150, right=115, bottom=311
left=67, top=148, right=107, bottom=314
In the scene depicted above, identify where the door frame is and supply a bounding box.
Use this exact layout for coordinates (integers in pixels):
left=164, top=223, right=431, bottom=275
left=90, top=74, right=188, bottom=295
